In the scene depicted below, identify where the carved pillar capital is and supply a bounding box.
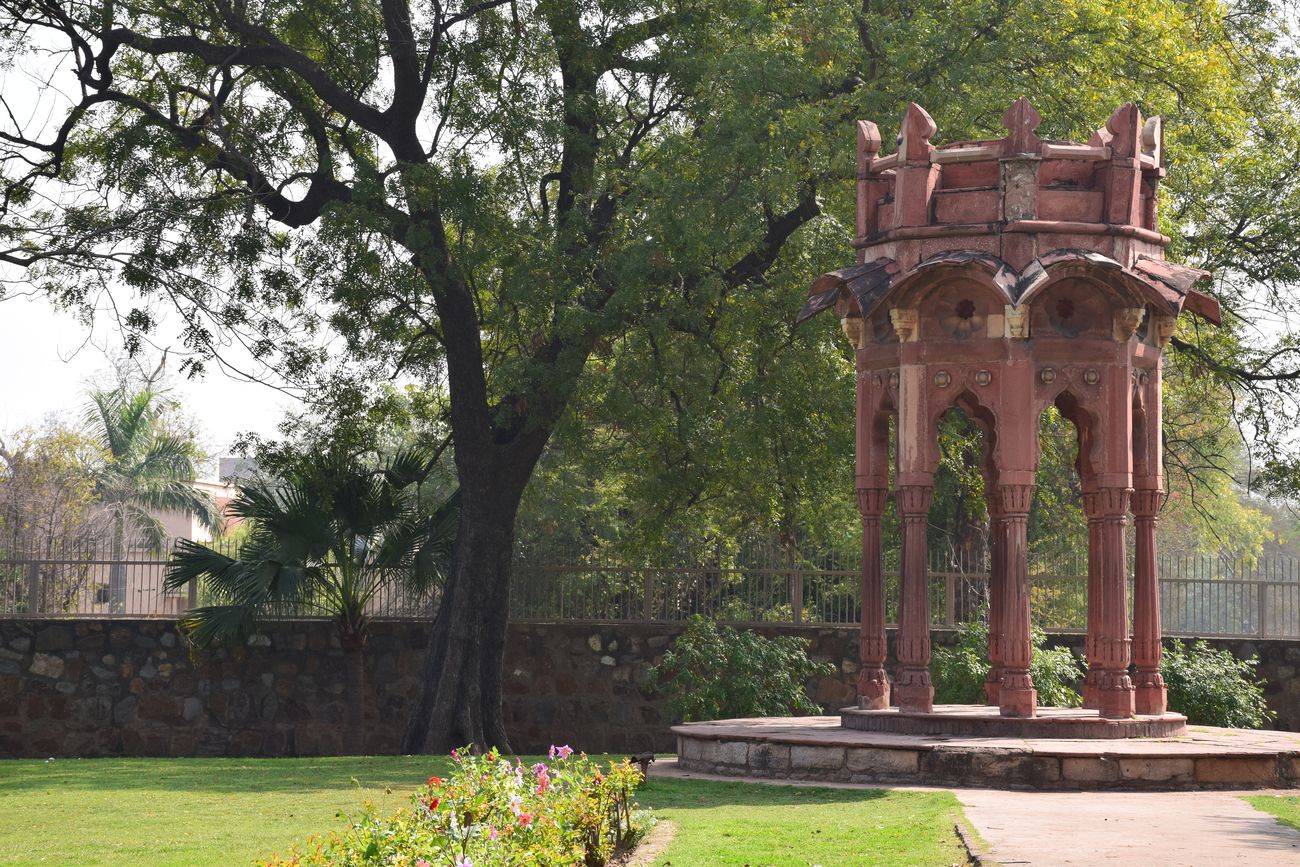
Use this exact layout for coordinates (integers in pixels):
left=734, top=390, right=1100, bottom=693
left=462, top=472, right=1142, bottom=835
left=857, top=487, right=889, bottom=518
left=992, top=483, right=1034, bottom=516
left=1083, top=486, right=1132, bottom=518
left=890, top=307, right=919, bottom=342
left=896, top=485, right=933, bottom=518
left=1131, top=488, right=1163, bottom=518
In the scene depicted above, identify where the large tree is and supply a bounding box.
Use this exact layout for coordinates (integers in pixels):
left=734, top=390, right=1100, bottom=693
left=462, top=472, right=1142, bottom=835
left=0, top=0, right=825, bottom=750
left=2, top=0, right=1299, bottom=750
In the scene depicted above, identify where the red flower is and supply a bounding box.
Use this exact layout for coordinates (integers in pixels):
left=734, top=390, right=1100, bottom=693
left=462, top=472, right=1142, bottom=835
left=427, top=776, right=443, bottom=788
left=425, top=797, right=440, bottom=811
left=518, top=812, right=534, bottom=827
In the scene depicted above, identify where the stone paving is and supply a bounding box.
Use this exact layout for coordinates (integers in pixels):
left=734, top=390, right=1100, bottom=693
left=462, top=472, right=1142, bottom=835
left=958, top=788, right=1300, bottom=865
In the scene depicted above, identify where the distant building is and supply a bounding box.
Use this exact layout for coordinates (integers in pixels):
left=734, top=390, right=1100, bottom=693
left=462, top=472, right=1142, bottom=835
left=152, top=477, right=244, bottom=543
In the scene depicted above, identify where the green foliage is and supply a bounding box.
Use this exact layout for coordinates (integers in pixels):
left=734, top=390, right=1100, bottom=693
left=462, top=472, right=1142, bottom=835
left=932, top=614, right=1086, bottom=707
left=263, top=748, right=648, bottom=867
left=647, top=616, right=832, bottom=721
left=165, top=450, right=457, bottom=646
left=1162, top=639, right=1274, bottom=729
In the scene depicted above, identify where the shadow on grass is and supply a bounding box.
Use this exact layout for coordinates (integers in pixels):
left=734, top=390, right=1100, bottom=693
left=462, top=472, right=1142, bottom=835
left=0, top=753, right=649, bottom=796
left=0, top=755, right=449, bottom=795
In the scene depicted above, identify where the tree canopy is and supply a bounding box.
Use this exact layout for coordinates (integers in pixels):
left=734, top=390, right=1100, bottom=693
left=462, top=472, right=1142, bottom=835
left=4, top=0, right=1300, bottom=747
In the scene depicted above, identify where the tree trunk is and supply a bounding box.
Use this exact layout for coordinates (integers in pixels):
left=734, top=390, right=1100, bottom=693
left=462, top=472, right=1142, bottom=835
left=108, top=516, right=126, bottom=614
left=340, top=635, right=367, bottom=755
left=401, top=478, right=525, bottom=753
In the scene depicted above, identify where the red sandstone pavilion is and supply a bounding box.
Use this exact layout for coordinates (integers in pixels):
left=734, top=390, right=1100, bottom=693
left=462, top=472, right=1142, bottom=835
left=800, top=98, right=1221, bottom=724
left=675, top=102, right=1300, bottom=788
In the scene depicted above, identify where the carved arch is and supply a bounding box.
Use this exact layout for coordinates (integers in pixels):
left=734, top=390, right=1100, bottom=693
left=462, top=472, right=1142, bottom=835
left=1045, top=389, right=1102, bottom=486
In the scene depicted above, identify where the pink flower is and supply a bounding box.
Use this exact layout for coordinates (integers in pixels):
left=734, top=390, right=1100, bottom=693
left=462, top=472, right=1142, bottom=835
left=508, top=794, right=523, bottom=816
left=455, top=857, right=473, bottom=867
left=416, top=861, right=430, bottom=867
left=488, top=826, right=499, bottom=841
left=518, top=812, right=533, bottom=827
left=549, top=744, right=573, bottom=760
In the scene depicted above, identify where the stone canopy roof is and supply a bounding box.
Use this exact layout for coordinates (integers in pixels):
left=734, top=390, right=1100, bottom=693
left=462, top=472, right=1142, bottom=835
left=799, top=99, right=1221, bottom=330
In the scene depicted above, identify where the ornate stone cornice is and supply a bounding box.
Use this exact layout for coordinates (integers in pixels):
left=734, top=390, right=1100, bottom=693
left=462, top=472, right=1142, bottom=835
left=890, top=308, right=919, bottom=342
left=1004, top=304, right=1029, bottom=339
left=1153, top=315, right=1176, bottom=349
left=841, top=316, right=866, bottom=350
left=1114, top=307, right=1145, bottom=342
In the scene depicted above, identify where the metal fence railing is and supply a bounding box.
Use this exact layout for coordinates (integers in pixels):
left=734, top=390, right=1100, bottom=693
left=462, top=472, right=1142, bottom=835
left=2, top=540, right=1299, bottom=639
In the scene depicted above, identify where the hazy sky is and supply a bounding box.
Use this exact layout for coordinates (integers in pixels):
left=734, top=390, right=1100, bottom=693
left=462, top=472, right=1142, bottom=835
left=0, top=292, right=295, bottom=469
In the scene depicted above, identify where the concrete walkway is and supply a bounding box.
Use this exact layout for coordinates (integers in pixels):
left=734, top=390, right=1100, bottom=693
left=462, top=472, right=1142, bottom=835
left=958, top=788, right=1300, bottom=866
left=650, top=758, right=1300, bottom=866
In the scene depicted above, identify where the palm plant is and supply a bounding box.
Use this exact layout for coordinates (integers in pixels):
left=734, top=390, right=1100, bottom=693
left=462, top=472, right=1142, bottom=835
left=164, top=450, right=458, bottom=753
left=85, top=386, right=221, bottom=611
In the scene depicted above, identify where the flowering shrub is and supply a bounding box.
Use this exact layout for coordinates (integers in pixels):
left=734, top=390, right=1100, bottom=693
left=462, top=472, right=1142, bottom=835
left=262, top=747, right=649, bottom=866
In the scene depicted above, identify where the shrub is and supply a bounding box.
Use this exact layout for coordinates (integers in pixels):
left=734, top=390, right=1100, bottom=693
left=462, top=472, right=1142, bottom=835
left=647, top=616, right=832, bottom=721
left=262, top=747, right=649, bottom=866
left=1162, top=639, right=1274, bottom=729
left=932, top=614, right=1086, bottom=707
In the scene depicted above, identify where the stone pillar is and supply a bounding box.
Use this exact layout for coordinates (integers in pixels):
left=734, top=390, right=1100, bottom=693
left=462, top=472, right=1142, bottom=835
left=994, top=484, right=1037, bottom=717
left=1085, top=487, right=1136, bottom=719
left=857, top=487, right=891, bottom=710
left=984, top=493, right=1006, bottom=705
left=1132, top=488, right=1167, bottom=715
left=896, top=484, right=934, bottom=713
left=1082, top=497, right=1102, bottom=710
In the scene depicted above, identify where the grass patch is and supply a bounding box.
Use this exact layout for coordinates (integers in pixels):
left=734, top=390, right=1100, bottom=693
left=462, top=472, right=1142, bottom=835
left=639, top=777, right=966, bottom=866
left=0, top=757, right=967, bottom=866
left=1245, top=795, right=1300, bottom=832
left=0, top=756, right=442, bottom=866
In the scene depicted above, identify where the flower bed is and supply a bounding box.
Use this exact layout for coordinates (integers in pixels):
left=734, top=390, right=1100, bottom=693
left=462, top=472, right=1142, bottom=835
left=262, top=747, right=650, bottom=866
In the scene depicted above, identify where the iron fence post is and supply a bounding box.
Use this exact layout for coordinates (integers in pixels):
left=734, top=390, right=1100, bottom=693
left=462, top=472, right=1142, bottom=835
left=791, top=569, right=803, bottom=625
left=1259, top=579, right=1268, bottom=639
left=26, top=561, right=39, bottom=616
left=643, top=571, right=653, bottom=622
left=945, top=573, right=957, bottom=627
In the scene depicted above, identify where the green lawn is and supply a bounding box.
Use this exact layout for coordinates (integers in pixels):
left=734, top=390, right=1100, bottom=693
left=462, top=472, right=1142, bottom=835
left=0, top=757, right=967, bottom=866
left=638, top=776, right=967, bottom=866
left=1245, top=795, right=1300, bottom=832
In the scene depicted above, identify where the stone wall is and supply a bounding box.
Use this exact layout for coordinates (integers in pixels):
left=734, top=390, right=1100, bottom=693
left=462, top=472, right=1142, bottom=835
left=2, top=618, right=1298, bottom=758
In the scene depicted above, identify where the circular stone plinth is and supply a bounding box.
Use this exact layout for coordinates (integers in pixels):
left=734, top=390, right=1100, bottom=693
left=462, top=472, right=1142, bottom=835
left=673, top=716, right=1300, bottom=790
left=841, top=704, right=1188, bottom=739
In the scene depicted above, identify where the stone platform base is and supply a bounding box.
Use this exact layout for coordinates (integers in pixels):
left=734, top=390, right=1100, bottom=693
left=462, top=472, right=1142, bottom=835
left=841, top=704, right=1188, bottom=739
left=673, top=716, right=1300, bottom=790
